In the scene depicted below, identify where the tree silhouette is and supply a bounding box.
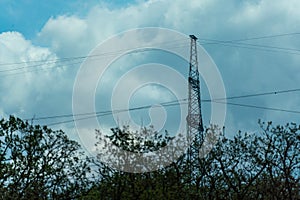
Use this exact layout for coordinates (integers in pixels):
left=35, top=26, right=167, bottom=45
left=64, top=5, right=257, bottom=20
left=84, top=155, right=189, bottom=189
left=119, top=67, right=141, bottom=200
left=3, top=116, right=298, bottom=199
left=0, top=116, right=92, bottom=200
left=85, top=122, right=300, bottom=200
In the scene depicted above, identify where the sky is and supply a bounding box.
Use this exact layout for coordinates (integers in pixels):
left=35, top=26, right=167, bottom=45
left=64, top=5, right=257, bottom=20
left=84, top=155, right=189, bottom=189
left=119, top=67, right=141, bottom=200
left=1, top=0, right=300, bottom=155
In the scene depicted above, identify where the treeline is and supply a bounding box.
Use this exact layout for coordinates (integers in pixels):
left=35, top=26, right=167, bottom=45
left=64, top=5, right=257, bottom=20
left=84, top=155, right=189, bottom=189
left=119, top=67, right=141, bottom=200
left=0, top=116, right=299, bottom=199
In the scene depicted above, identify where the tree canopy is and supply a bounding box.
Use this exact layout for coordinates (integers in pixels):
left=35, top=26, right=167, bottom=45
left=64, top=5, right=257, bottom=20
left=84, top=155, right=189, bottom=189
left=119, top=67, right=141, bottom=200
left=0, top=116, right=91, bottom=200
left=84, top=122, right=300, bottom=200
left=0, top=116, right=299, bottom=199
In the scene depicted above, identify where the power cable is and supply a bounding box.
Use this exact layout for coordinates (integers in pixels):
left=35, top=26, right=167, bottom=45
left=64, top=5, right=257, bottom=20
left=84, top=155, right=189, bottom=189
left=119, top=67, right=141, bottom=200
left=0, top=39, right=188, bottom=67
left=212, top=100, right=300, bottom=114
left=201, top=39, right=300, bottom=52
left=23, top=87, right=300, bottom=126
left=0, top=60, right=83, bottom=77
left=201, top=88, right=300, bottom=102
left=199, top=32, right=300, bottom=45
left=1, top=40, right=299, bottom=77
left=199, top=40, right=300, bottom=56
left=213, top=32, right=300, bottom=42
left=46, top=99, right=300, bottom=127
left=45, top=100, right=186, bottom=126
left=1, top=31, right=300, bottom=68
left=0, top=42, right=190, bottom=77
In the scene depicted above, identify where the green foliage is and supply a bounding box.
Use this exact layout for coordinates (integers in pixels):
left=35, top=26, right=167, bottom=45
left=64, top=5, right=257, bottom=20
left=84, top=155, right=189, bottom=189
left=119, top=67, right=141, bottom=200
left=83, top=122, right=300, bottom=200
left=88, top=125, right=187, bottom=199
left=1, top=116, right=299, bottom=200
left=255, top=121, right=300, bottom=200
left=0, top=116, right=92, bottom=200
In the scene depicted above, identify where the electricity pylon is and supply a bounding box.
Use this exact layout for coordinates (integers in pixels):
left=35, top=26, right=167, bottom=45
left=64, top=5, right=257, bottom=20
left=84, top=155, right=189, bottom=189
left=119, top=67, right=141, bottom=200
left=186, top=35, right=204, bottom=184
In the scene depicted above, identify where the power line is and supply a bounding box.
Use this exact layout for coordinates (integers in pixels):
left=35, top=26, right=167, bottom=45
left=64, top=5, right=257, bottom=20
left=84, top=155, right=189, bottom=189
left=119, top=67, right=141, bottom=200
left=199, top=40, right=300, bottom=56
left=29, top=99, right=186, bottom=121
left=201, top=39, right=300, bottom=52
left=201, top=42, right=300, bottom=55
left=199, top=32, right=300, bottom=45
left=45, top=100, right=186, bottom=126
left=0, top=60, right=83, bottom=77
left=1, top=31, right=300, bottom=71
left=1, top=41, right=298, bottom=78
left=45, top=99, right=300, bottom=127
left=31, top=87, right=300, bottom=120
left=0, top=56, right=84, bottom=66
left=0, top=58, right=83, bottom=73
left=202, top=88, right=300, bottom=102
left=213, top=100, right=300, bottom=114
left=24, top=87, right=300, bottom=126
left=0, top=43, right=190, bottom=77
left=198, top=32, right=300, bottom=55
left=0, top=39, right=188, bottom=67
left=0, top=46, right=297, bottom=78
left=219, top=32, right=300, bottom=42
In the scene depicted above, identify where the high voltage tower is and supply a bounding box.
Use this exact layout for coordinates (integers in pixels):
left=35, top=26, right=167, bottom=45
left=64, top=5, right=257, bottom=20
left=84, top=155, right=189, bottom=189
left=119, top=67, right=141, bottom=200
left=186, top=35, right=204, bottom=185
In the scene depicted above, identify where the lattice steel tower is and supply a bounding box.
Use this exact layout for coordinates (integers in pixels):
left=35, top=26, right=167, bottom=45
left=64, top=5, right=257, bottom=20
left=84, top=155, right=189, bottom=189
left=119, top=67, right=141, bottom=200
left=186, top=35, right=204, bottom=179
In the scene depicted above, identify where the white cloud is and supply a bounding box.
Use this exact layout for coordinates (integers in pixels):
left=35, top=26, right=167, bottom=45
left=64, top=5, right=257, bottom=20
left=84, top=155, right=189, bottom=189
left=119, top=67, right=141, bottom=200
left=38, top=15, right=88, bottom=57
left=229, top=0, right=300, bottom=33
left=0, top=32, right=54, bottom=64
left=1, top=0, right=300, bottom=138
left=36, top=0, right=221, bottom=57
left=0, top=31, right=69, bottom=117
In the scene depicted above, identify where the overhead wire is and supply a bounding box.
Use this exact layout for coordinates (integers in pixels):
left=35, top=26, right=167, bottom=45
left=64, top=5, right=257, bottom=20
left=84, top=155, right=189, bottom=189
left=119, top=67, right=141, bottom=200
left=0, top=38, right=189, bottom=67
left=3, top=32, right=300, bottom=126
left=212, top=32, right=300, bottom=42
left=23, top=88, right=300, bottom=126
left=45, top=100, right=187, bottom=126
left=201, top=39, right=300, bottom=52
left=0, top=41, right=190, bottom=77
left=199, top=32, right=300, bottom=45
left=198, top=32, right=300, bottom=54
left=0, top=58, right=83, bottom=73
left=201, top=88, right=300, bottom=102
left=33, top=99, right=185, bottom=121
left=0, top=60, right=83, bottom=77
left=45, top=99, right=300, bottom=127
left=199, top=40, right=300, bottom=56
left=1, top=32, right=300, bottom=77
left=2, top=31, right=299, bottom=66
left=212, top=100, right=300, bottom=114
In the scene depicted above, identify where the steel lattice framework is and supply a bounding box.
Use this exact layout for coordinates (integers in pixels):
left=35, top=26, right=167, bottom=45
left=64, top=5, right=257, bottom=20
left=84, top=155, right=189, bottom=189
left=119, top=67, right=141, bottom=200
left=186, top=35, right=204, bottom=179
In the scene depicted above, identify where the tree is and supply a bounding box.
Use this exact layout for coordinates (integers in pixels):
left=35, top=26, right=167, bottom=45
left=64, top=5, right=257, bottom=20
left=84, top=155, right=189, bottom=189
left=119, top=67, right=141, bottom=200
left=206, top=132, right=267, bottom=199
left=82, top=121, right=300, bottom=200
left=256, top=121, right=300, bottom=200
left=83, top=125, right=188, bottom=199
left=0, top=116, right=92, bottom=200
left=195, top=122, right=300, bottom=200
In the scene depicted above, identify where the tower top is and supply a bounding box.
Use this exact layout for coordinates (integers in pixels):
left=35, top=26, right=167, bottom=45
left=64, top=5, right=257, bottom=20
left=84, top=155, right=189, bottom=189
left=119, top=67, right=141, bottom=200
left=189, top=35, right=197, bottom=40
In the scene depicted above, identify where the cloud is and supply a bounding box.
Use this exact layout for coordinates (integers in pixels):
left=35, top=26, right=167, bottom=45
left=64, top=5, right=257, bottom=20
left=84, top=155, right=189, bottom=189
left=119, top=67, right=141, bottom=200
left=230, top=0, right=300, bottom=32
left=36, top=0, right=223, bottom=57
left=0, top=32, right=54, bottom=63
left=1, top=0, right=300, bottom=138
left=38, top=15, right=89, bottom=57
left=0, top=31, right=71, bottom=118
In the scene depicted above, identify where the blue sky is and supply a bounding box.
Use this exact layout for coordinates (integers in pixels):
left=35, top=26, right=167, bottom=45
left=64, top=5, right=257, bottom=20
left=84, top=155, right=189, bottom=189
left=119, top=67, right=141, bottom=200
left=0, top=0, right=136, bottom=38
left=1, top=0, right=300, bottom=153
